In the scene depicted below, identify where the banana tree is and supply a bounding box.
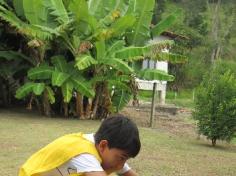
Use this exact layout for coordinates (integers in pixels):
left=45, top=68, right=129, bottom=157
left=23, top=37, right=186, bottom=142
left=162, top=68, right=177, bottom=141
left=75, top=39, right=185, bottom=118
left=71, top=0, right=186, bottom=118
left=16, top=55, right=95, bottom=117
left=1, top=0, right=81, bottom=115
left=1, top=0, right=187, bottom=118
left=0, top=50, right=35, bottom=107
left=0, top=0, right=62, bottom=111
left=75, top=39, right=134, bottom=118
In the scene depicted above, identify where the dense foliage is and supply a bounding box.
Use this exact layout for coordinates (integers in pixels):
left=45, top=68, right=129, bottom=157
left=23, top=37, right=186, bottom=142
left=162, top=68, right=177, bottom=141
left=194, top=62, right=236, bottom=146
left=0, top=0, right=185, bottom=118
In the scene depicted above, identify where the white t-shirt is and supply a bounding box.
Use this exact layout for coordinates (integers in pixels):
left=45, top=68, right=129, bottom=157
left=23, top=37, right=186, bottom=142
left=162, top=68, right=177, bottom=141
left=40, top=134, right=130, bottom=176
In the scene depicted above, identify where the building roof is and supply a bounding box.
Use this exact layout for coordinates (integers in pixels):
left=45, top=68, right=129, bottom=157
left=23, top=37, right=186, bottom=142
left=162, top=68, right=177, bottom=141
left=161, top=31, right=189, bottom=40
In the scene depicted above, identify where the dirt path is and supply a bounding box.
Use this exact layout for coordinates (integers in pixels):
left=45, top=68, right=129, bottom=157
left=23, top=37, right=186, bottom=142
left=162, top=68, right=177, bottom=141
left=121, top=105, right=198, bottom=139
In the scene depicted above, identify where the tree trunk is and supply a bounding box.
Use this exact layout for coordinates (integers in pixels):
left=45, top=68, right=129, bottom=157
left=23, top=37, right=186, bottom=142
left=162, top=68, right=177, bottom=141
left=43, top=91, right=51, bottom=117
left=130, top=77, right=139, bottom=107
left=209, top=0, right=221, bottom=63
left=26, top=94, right=34, bottom=110
left=63, top=102, right=69, bottom=117
left=0, top=80, right=3, bottom=107
left=35, top=97, right=42, bottom=114
left=76, top=92, right=84, bottom=119
left=103, top=82, right=112, bottom=117
left=26, top=94, right=42, bottom=114
left=91, top=84, right=103, bottom=119
left=84, top=97, right=92, bottom=119
left=212, top=138, right=217, bottom=146
left=96, top=82, right=112, bottom=119
left=7, top=81, right=11, bottom=106
left=2, top=84, right=8, bottom=107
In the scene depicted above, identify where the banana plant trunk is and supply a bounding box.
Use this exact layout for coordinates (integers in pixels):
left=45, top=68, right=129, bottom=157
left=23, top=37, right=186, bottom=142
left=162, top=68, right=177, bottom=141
left=43, top=91, right=51, bottom=116
left=212, top=138, right=217, bottom=147
left=76, top=92, right=84, bottom=119
left=1, top=83, right=8, bottom=107
left=26, top=94, right=34, bottom=110
left=7, top=82, right=11, bottom=106
left=63, top=102, right=69, bottom=117
left=84, top=97, right=92, bottom=119
left=91, top=83, right=103, bottom=119
left=94, top=82, right=111, bottom=119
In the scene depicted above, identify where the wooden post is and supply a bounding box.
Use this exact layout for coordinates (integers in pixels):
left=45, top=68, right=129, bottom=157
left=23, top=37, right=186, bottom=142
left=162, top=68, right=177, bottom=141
left=150, top=82, right=157, bottom=127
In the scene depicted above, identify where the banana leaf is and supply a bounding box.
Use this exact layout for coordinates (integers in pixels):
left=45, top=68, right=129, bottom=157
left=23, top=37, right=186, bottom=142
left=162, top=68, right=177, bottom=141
left=127, top=0, right=155, bottom=46
left=61, top=81, right=73, bottom=102
left=45, top=86, right=55, bottom=104
left=51, top=70, right=70, bottom=86
left=51, top=55, right=68, bottom=73
left=71, top=76, right=95, bottom=98
left=28, top=65, right=54, bottom=80
left=100, top=58, right=133, bottom=74
left=138, top=69, right=174, bottom=81
left=75, top=54, right=98, bottom=70
left=32, top=83, right=45, bottom=95
left=151, top=9, right=182, bottom=37
left=15, top=82, right=45, bottom=99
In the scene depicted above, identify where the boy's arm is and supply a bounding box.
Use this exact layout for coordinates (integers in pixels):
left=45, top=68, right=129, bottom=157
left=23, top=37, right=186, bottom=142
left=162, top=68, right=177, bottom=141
left=121, top=169, right=138, bottom=176
left=83, top=169, right=138, bottom=176
left=84, top=171, right=108, bottom=176
left=84, top=170, right=138, bottom=176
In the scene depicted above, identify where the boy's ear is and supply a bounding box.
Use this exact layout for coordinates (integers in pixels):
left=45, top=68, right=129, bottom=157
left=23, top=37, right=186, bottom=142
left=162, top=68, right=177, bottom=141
left=98, top=140, right=109, bottom=152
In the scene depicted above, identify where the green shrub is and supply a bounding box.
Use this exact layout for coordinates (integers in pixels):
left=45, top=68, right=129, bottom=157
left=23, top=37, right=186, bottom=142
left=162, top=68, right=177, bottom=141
left=193, top=66, right=236, bottom=146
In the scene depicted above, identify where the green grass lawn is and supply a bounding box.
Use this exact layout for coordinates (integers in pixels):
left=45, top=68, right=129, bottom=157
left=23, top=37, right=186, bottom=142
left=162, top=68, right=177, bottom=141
left=0, top=109, right=236, bottom=176
left=138, top=89, right=195, bottom=109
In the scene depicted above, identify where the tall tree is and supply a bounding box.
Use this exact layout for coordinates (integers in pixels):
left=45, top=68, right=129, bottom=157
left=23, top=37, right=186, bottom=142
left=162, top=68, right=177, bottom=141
left=207, top=0, right=236, bottom=62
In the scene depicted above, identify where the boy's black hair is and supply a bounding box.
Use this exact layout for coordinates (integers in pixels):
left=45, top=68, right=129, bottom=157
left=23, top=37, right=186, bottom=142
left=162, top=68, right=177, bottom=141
left=94, top=114, right=141, bottom=158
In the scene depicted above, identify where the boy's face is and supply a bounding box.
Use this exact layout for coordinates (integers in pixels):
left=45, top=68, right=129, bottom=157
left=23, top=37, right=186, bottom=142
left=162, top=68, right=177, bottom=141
left=97, top=140, right=129, bottom=172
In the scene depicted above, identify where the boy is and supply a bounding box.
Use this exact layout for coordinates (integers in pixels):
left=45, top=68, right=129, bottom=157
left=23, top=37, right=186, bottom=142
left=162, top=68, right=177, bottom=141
left=19, top=114, right=141, bottom=176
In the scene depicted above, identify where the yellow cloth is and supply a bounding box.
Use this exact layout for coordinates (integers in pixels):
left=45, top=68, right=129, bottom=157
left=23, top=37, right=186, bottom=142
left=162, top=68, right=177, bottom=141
left=18, top=133, right=102, bottom=176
